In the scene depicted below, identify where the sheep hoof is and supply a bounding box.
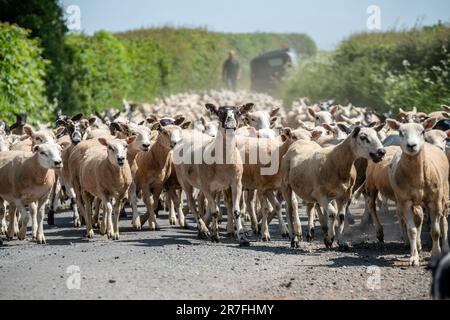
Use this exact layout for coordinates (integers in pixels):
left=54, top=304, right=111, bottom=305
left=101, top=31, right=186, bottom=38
left=114, top=233, right=120, bottom=241
left=281, top=232, right=289, bottom=239
left=73, top=219, right=81, bottom=228
left=409, top=256, right=420, bottom=267
left=37, top=236, right=46, bottom=245
left=239, top=238, right=250, bottom=247
left=261, top=235, right=271, bottom=242
left=291, top=240, right=300, bottom=248
left=198, top=230, right=210, bottom=240
left=306, top=234, right=313, bottom=243
left=211, top=235, right=220, bottom=243
left=132, top=219, right=142, bottom=231
left=86, top=230, right=94, bottom=239
left=324, top=237, right=334, bottom=248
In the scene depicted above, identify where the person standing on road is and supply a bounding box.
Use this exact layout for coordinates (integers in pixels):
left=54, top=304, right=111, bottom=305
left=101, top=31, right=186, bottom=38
left=222, top=50, right=240, bottom=91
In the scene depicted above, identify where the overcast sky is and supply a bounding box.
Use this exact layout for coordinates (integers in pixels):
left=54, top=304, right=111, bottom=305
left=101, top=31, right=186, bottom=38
left=60, top=0, right=450, bottom=50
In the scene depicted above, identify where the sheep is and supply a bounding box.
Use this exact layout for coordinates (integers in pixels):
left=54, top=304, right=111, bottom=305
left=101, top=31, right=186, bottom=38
left=0, top=142, right=62, bottom=244
left=396, top=107, right=427, bottom=124
left=307, top=106, right=337, bottom=126
left=424, top=130, right=450, bottom=152
left=387, top=118, right=449, bottom=266
left=10, top=125, right=55, bottom=151
left=116, top=122, right=158, bottom=230
left=235, top=128, right=296, bottom=241
left=79, top=137, right=135, bottom=239
left=48, top=117, right=91, bottom=226
left=243, top=107, right=280, bottom=138
left=280, top=127, right=386, bottom=248
left=173, top=103, right=253, bottom=246
left=133, top=118, right=188, bottom=231
left=9, top=113, right=27, bottom=135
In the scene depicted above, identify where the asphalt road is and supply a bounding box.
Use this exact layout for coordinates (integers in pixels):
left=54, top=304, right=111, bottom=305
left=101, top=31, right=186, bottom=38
left=0, top=202, right=433, bottom=300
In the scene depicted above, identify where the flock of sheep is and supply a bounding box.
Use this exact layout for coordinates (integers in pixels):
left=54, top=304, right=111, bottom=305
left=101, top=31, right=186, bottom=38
left=1, top=90, right=450, bottom=270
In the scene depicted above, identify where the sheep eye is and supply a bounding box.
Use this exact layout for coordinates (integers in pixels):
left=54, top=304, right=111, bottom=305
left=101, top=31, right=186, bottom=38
left=316, top=117, right=319, bottom=120
left=108, top=146, right=113, bottom=151
left=399, top=131, right=404, bottom=137
left=40, top=152, right=46, bottom=156
left=36, top=137, right=41, bottom=141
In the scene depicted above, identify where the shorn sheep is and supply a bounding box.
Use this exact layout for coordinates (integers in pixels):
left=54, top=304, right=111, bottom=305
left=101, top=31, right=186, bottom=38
left=387, top=118, right=449, bottom=266
left=281, top=127, right=386, bottom=249
left=0, top=143, right=62, bottom=244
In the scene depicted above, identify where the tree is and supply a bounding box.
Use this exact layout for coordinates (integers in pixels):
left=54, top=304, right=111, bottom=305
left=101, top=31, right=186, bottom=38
left=0, top=0, right=68, bottom=102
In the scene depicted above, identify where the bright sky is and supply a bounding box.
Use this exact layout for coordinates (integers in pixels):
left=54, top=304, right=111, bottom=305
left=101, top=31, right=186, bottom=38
left=59, top=0, right=450, bottom=50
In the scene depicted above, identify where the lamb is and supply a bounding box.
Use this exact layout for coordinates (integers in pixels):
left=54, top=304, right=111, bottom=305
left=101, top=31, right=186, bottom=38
left=244, top=107, right=280, bottom=138
left=280, top=127, right=385, bottom=248
left=79, top=137, right=135, bottom=239
left=0, top=143, right=62, bottom=244
left=173, top=103, right=253, bottom=245
left=387, top=118, right=449, bottom=266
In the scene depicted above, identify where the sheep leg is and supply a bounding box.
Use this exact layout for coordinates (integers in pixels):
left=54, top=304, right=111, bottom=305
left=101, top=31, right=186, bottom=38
left=267, top=192, right=288, bottom=238
left=367, top=189, right=384, bottom=242
left=186, top=188, right=209, bottom=239
left=93, top=197, right=101, bottom=229
left=82, top=192, right=94, bottom=239
left=404, top=202, right=422, bottom=266
left=168, top=188, right=186, bottom=228
left=142, top=188, right=158, bottom=231
left=246, top=189, right=258, bottom=235
left=47, top=177, right=58, bottom=226
left=319, top=198, right=337, bottom=249
left=6, top=204, right=17, bottom=240
left=112, top=199, right=122, bottom=240
left=440, top=215, right=449, bottom=253
left=335, top=198, right=350, bottom=250
left=16, top=202, right=29, bottom=241
left=224, top=189, right=234, bottom=237
left=259, top=194, right=271, bottom=242
left=241, top=189, right=250, bottom=222
left=205, top=192, right=220, bottom=243
left=281, top=185, right=301, bottom=247
left=315, top=204, right=327, bottom=232
left=36, top=199, right=47, bottom=244
left=232, top=181, right=248, bottom=246
left=0, top=201, right=6, bottom=235
left=128, top=182, right=141, bottom=230
left=102, top=198, right=114, bottom=239
left=30, top=202, right=38, bottom=240
left=345, top=200, right=355, bottom=225
left=306, top=203, right=315, bottom=242
left=198, top=192, right=209, bottom=224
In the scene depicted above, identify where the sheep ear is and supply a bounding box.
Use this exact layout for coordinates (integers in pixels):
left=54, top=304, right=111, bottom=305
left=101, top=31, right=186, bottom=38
left=442, top=105, right=450, bottom=112
left=375, top=123, right=386, bottom=133
left=146, top=114, right=158, bottom=124
left=352, top=127, right=361, bottom=138
left=311, top=130, right=322, bottom=139
left=71, top=113, right=83, bottom=122
left=337, top=123, right=350, bottom=134
left=423, top=117, right=437, bottom=130
left=322, top=123, right=333, bottom=132
left=113, top=111, right=121, bottom=120
left=368, top=122, right=377, bottom=128
left=270, top=107, right=280, bottom=118
left=270, top=117, right=278, bottom=129
left=88, top=117, right=97, bottom=126
left=387, top=119, right=401, bottom=131
left=281, top=128, right=292, bottom=142
left=110, top=122, right=122, bottom=132
left=174, top=116, right=186, bottom=126
left=152, top=123, right=162, bottom=131
left=307, top=107, right=316, bottom=118
left=98, top=138, right=108, bottom=147
left=442, top=112, right=450, bottom=119
left=127, top=136, right=137, bottom=145
left=56, top=119, right=67, bottom=128
left=119, top=123, right=130, bottom=134
left=205, top=104, right=218, bottom=115
left=239, top=103, right=254, bottom=115
left=24, top=125, right=34, bottom=137
left=329, top=106, right=338, bottom=115
left=180, top=121, right=191, bottom=130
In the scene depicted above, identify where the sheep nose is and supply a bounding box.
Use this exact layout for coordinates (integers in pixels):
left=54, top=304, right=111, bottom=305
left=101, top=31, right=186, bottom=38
left=407, top=143, right=417, bottom=150
left=142, top=144, right=150, bottom=148
left=377, top=149, right=386, bottom=157
left=54, top=161, right=62, bottom=166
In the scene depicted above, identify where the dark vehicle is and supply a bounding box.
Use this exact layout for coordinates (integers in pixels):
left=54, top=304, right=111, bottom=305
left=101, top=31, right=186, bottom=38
left=250, top=48, right=298, bottom=94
